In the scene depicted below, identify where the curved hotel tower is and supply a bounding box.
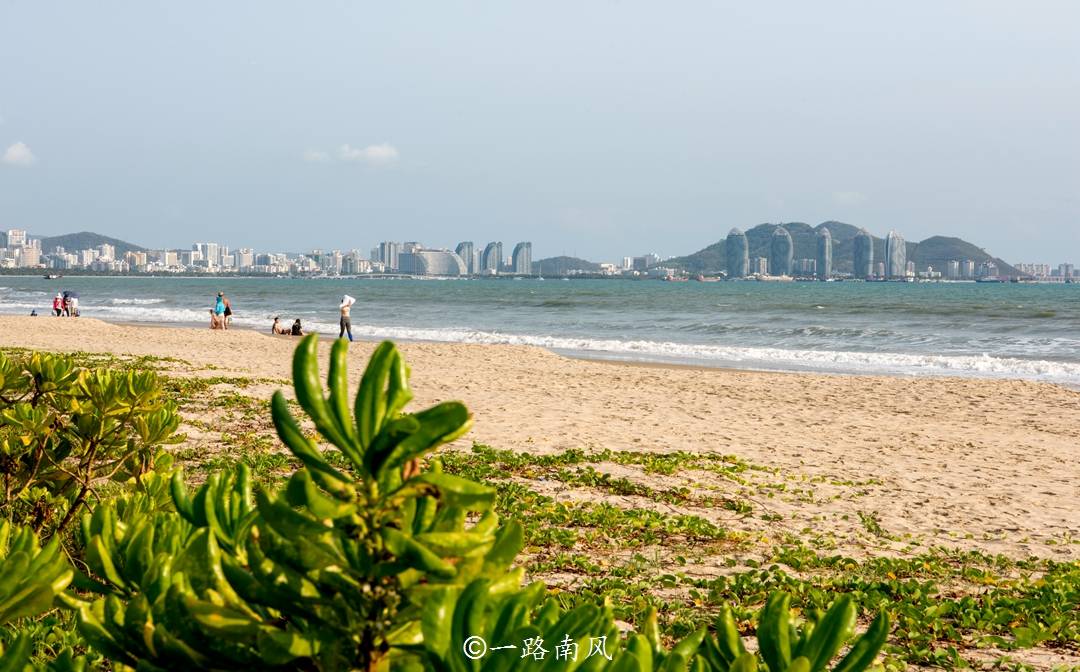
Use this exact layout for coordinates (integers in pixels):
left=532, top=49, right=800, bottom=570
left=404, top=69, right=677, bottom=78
left=816, top=227, right=832, bottom=280
left=853, top=228, right=874, bottom=279
left=725, top=228, right=749, bottom=277
left=511, top=242, right=533, bottom=275
left=770, top=226, right=794, bottom=276
left=481, top=242, right=502, bottom=274
left=885, top=230, right=907, bottom=279
left=455, top=241, right=475, bottom=274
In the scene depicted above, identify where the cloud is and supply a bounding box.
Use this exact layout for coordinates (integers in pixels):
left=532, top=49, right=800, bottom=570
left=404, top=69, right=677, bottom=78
left=832, top=191, right=867, bottom=206
left=2, top=141, right=36, bottom=166
left=302, top=149, right=331, bottom=163
left=337, top=143, right=399, bottom=164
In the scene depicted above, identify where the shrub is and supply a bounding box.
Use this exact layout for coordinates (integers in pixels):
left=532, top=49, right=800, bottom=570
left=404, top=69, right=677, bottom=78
left=0, top=351, right=182, bottom=535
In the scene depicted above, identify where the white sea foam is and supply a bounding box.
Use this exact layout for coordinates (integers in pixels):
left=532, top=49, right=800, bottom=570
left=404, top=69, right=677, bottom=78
left=322, top=323, right=1080, bottom=385
left=108, top=298, right=166, bottom=305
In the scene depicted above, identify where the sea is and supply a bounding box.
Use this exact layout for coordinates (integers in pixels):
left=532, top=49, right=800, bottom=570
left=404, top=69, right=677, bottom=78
left=3, top=276, right=1080, bottom=387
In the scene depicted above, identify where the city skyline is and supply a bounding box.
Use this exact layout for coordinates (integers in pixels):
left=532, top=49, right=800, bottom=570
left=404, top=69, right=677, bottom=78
left=1, top=225, right=1077, bottom=282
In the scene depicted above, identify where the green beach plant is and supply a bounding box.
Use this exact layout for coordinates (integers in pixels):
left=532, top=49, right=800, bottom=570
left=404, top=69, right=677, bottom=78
left=21, top=337, right=888, bottom=671
left=0, top=521, right=76, bottom=670
left=0, top=350, right=182, bottom=535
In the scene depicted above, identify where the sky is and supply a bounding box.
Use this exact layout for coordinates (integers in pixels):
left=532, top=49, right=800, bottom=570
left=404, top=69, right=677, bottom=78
left=1, top=1, right=1078, bottom=263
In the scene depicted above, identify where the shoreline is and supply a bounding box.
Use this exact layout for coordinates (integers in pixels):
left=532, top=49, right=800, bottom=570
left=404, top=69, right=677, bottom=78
left=8, top=309, right=1080, bottom=388
left=2, top=315, right=1079, bottom=563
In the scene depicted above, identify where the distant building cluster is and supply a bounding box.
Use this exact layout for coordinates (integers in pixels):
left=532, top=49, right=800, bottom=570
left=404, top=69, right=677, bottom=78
left=1015, top=263, right=1078, bottom=282
left=0, top=229, right=543, bottom=277
left=376, top=240, right=533, bottom=277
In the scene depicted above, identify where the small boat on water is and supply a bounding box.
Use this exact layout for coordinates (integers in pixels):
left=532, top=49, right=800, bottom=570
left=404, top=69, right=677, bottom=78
left=44, top=273, right=62, bottom=279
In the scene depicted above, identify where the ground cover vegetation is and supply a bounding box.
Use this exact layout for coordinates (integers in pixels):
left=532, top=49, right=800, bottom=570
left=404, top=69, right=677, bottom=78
left=0, top=343, right=1076, bottom=670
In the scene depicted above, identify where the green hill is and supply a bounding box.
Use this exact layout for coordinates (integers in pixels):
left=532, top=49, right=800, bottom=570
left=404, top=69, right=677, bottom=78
left=666, top=222, right=1017, bottom=276
left=534, top=256, right=601, bottom=276
left=35, top=232, right=146, bottom=255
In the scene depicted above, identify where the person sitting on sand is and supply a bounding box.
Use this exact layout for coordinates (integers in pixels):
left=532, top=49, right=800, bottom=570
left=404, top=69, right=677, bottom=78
left=209, top=309, right=224, bottom=330
left=271, top=317, right=288, bottom=335
left=291, top=319, right=304, bottom=336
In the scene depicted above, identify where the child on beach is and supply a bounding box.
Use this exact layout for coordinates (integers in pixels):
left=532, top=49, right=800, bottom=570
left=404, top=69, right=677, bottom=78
left=339, top=294, right=355, bottom=341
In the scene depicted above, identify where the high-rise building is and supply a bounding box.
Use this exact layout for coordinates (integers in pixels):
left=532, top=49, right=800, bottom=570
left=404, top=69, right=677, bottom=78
left=853, top=228, right=874, bottom=279
left=751, top=257, right=769, bottom=275
left=816, top=227, right=832, bottom=280
left=481, top=242, right=502, bottom=274
left=234, top=248, right=254, bottom=271
left=905, top=260, right=915, bottom=277
left=99, top=243, right=116, bottom=262
left=5, top=229, right=27, bottom=248
left=455, top=242, right=475, bottom=274
left=622, top=256, right=633, bottom=270
left=885, top=230, right=906, bottom=279
left=379, top=242, right=400, bottom=271
left=511, top=242, right=532, bottom=275
left=1059, top=263, right=1075, bottom=278
left=725, top=228, right=749, bottom=278
left=770, top=226, right=793, bottom=276
left=946, top=260, right=961, bottom=279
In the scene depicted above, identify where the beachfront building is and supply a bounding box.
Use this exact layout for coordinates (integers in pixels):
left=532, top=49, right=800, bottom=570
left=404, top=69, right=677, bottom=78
left=725, top=228, right=749, bottom=278
left=947, top=260, right=961, bottom=279
left=885, top=230, right=906, bottom=279
left=397, top=248, right=468, bottom=276
left=816, top=227, right=832, bottom=280
left=480, top=242, right=502, bottom=274
left=770, top=226, right=793, bottom=276
left=853, top=228, right=874, bottom=279
left=512, top=242, right=533, bottom=275
left=378, top=242, right=401, bottom=271
left=455, top=242, right=475, bottom=274
left=751, top=257, right=769, bottom=275
left=793, top=258, right=817, bottom=276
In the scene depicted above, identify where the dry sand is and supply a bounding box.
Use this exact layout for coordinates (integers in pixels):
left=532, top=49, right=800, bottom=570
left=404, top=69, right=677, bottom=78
left=3, top=316, right=1078, bottom=561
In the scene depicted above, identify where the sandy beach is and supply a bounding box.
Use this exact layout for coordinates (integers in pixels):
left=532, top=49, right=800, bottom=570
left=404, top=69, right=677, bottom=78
left=2, top=315, right=1079, bottom=563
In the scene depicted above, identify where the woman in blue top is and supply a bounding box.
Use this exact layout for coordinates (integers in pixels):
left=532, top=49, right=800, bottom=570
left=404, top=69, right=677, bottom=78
left=212, top=292, right=226, bottom=329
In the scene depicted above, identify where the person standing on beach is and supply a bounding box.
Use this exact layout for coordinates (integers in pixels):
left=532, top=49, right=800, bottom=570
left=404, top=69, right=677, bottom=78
left=339, top=294, right=355, bottom=341
left=213, top=292, right=226, bottom=328
left=52, top=293, right=63, bottom=317
left=222, top=294, right=233, bottom=329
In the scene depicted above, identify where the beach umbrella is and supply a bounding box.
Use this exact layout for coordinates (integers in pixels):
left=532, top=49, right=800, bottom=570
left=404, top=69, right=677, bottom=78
left=65, top=290, right=80, bottom=298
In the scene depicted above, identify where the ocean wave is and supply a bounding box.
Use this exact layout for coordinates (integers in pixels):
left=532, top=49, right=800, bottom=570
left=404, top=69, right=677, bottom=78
left=107, top=298, right=166, bottom=305
left=331, top=324, right=1080, bottom=384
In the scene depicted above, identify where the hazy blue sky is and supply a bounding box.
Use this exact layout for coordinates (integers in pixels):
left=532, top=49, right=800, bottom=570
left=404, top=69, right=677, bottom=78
left=1, top=1, right=1077, bottom=262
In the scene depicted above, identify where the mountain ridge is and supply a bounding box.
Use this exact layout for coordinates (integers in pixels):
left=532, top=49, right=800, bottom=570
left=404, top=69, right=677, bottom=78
left=34, top=231, right=146, bottom=256
left=664, top=222, right=1020, bottom=277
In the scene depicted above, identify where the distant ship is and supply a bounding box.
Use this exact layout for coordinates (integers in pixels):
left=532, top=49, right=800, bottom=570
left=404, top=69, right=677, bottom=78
left=976, top=276, right=1005, bottom=283
left=44, top=273, right=62, bottom=279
